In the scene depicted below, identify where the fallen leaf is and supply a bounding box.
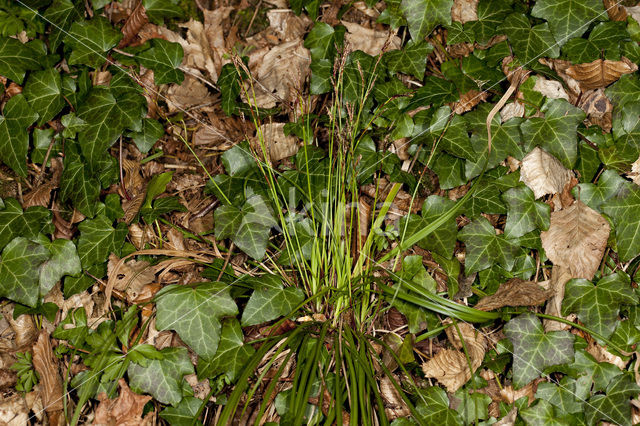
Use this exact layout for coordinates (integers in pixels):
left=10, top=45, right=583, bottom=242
left=0, top=395, right=29, bottom=425
left=494, top=406, right=518, bottom=426
left=520, top=147, right=573, bottom=199
left=475, top=278, right=552, bottom=311
left=627, top=156, right=640, bottom=186
left=540, top=200, right=609, bottom=280
left=543, top=265, right=574, bottom=331
left=565, top=57, right=638, bottom=91
left=380, top=375, right=411, bottom=419
left=266, top=9, right=311, bottom=42
left=341, top=21, right=401, bottom=56
left=118, top=0, right=148, bottom=48
left=94, top=378, right=154, bottom=426
left=451, top=0, right=478, bottom=23
left=0, top=368, right=16, bottom=391
left=422, top=322, right=486, bottom=392
left=604, top=0, right=627, bottom=20
left=579, top=88, right=613, bottom=132
left=107, top=254, right=155, bottom=303
left=32, top=330, right=63, bottom=426
left=165, top=75, right=217, bottom=112
left=22, top=183, right=54, bottom=208
left=5, top=309, right=37, bottom=349
left=532, top=76, right=569, bottom=101
left=500, top=102, right=525, bottom=122
left=451, top=89, right=489, bottom=114
left=500, top=380, right=539, bottom=405
left=586, top=339, right=627, bottom=370
left=252, top=122, right=300, bottom=162
left=625, top=5, right=640, bottom=23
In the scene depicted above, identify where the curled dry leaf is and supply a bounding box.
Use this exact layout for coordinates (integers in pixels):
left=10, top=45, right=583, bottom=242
left=0, top=395, right=29, bottom=425
left=252, top=122, right=300, bottom=162
left=94, top=378, right=154, bottom=426
left=475, top=278, right=552, bottom=311
left=532, top=77, right=569, bottom=101
left=543, top=266, right=574, bottom=331
left=541, top=200, right=610, bottom=280
left=32, top=330, right=63, bottom=426
left=165, top=75, right=217, bottom=112
left=565, top=57, right=638, bottom=91
left=356, top=196, right=372, bottom=254
left=422, top=322, right=486, bottom=392
left=500, top=102, right=525, bottom=122
left=451, top=0, right=478, bottom=23
left=118, top=0, right=148, bottom=48
left=586, top=339, right=627, bottom=370
left=5, top=309, right=37, bottom=349
left=579, top=88, right=613, bottom=132
left=625, top=5, right=640, bottom=23
left=380, top=375, right=411, bottom=419
left=604, top=0, right=628, bottom=20
left=500, top=379, right=539, bottom=405
left=520, top=147, right=573, bottom=199
left=341, top=21, right=401, bottom=56
left=107, top=254, right=155, bottom=303
left=494, top=406, right=518, bottom=426
left=451, top=89, right=489, bottom=114
left=627, top=156, right=640, bottom=186
left=22, top=182, right=54, bottom=208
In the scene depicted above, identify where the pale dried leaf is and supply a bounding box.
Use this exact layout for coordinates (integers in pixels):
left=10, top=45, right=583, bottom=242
left=543, top=266, right=574, bottom=332
left=587, top=339, right=627, bottom=370
left=166, top=75, right=216, bottom=112
left=357, top=196, right=372, bottom=253
left=0, top=395, right=29, bottom=426
left=185, top=374, right=212, bottom=400
left=520, top=147, right=573, bottom=199
left=628, top=156, right=640, bottom=186
left=252, top=122, right=300, bottom=162
left=32, top=331, right=63, bottom=425
left=565, top=57, right=637, bottom=91
left=22, top=183, right=54, bottom=209
left=625, top=5, right=640, bottom=23
left=5, top=309, right=37, bottom=349
left=532, top=77, right=569, bottom=101
left=475, top=278, right=552, bottom=311
left=500, top=380, right=538, bottom=405
left=266, top=9, right=311, bottom=42
left=500, top=102, right=525, bottom=122
left=451, top=89, right=489, bottom=114
left=341, top=21, right=400, bottom=56
left=380, top=375, right=411, bottom=419
left=579, top=88, right=613, bottom=132
left=94, top=378, right=154, bottom=426
left=541, top=201, right=610, bottom=279
left=451, top=0, right=478, bottom=23
left=107, top=254, right=155, bottom=303
left=494, top=407, right=518, bottom=426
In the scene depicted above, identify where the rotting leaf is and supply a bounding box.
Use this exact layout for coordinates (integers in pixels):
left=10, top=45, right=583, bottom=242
left=520, top=147, right=573, bottom=199
left=565, top=57, right=637, bottom=90
left=475, top=278, right=552, bottom=311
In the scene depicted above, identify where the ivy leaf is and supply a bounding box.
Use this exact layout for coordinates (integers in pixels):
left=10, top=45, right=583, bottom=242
left=159, top=397, right=203, bottom=426
left=586, top=375, right=640, bottom=426
left=431, top=109, right=475, bottom=160
left=415, top=386, right=463, bottom=425
left=504, top=313, right=575, bottom=388
left=304, top=22, right=345, bottom=62
left=0, top=198, right=51, bottom=251
left=36, top=236, right=81, bottom=295
left=466, top=0, right=513, bottom=44
left=59, top=146, right=101, bottom=218
left=606, top=74, right=640, bottom=109
left=128, top=347, right=194, bottom=406
left=155, top=282, right=238, bottom=359
left=572, top=349, right=623, bottom=393
left=143, top=0, right=184, bottom=24
left=520, top=99, right=586, bottom=168
left=0, top=36, right=42, bottom=83
left=400, top=195, right=458, bottom=258
left=65, top=17, right=122, bottom=68
left=215, top=195, right=277, bottom=260
left=409, top=76, right=458, bottom=109
left=431, top=153, right=466, bottom=190
left=217, top=63, right=242, bottom=116
left=0, top=94, right=39, bottom=177
left=572, top=169, right=626, bottom=212
left=197, top=318, right=255, bottom=381
left=502, top=185, right=550, bottom=239
left=0, top=237, right=50, bottom=307
left=127, top=118, right=164, bottom=154
left=602, top=184, right=640, bottom=262
left=44, top=0, right=82, bottom=51
left=383, top=40, right=432, bottom=79
left=241, top=275, right=305, bottom=326
left=400, top=0, right=453, bottom=41
left=23, top=68, right=64, bottom=126
left=531, top=0, right=605, bottom=47
left=536, top=377, right=585, bottom=414
left=77, top=214, right=128, bottom=269
left=136, top=39, right=184, bottom=85
left=520, top=399, right=568, bottom=425
left=562, top=272, right=638, bottom=340
left=499, top=13, right=560, bottom=64
left=458, top=216, right=520, bottom=274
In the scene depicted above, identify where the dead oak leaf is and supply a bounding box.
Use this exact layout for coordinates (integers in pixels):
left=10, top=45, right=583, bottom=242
left=94, top=378, right=154, bottom=426
left=540, top=200, right=610, bottom=280
left=475, top=278, right=552, bottom=311
left=565, top=57, right=637, bottom=91
left=520, top=147, right=573, bottom=199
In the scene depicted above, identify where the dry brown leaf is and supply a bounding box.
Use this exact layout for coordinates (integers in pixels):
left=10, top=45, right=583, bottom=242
left=341, top=21, right=400, bottom=56
left=32, top=330, right=63, bottom=426
left=0, top=395, right=29, bottom=425
left=119, top=1, right=148, bottom=48
left=252, top=122, right=300, bottom=162
left=541, top=201, right=610, bottom=280
left=587, top=339, right=627, bottom=370
left=422, top=322, right=486, bottom=392
left=579, top=88, right=613, bottom=132
left=266, top=9, right=311, bottom=42
left=543, top=266, right=574, bottom=331
left=451, top=0, right=478, bottom=23
left=356, top=196, right=372, bottom=254
left=165, top=75, right=216, bottom=112
left=628, top=155, right=640, bottom=186
left=532, top=76, right=569, bottom=101
left=565, top=57, right=638, bottom=90
left=500, top=380, right=539, bottom=405
left=107, top=254, right=155, bottom=303
left=520, top=147, right=573, bottom=199
left=475, top=278, right=552, bottom=311
left=5, top=310, right=37, bottom=349
left=494, top=407, right=518, bottom=426
left=22, top=182, right=54, bottom=208
left=0, top=368, right=16, bottom=391
left=94, top=378, right=154, bottom=426
left=380, top=375, right=411, bottom=419
left=122, top=192, right=146, bottom=224
left=451, top=89, right=489, bottom=114
left=605, top=0, right=628, bottom=20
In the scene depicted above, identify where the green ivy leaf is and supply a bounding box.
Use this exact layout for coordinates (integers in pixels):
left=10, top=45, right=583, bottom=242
left=458, top=216, right=520, bottom=274
left=466, top=0, right=512, bottom=44
left=215, top=195, right=277, bottom=260
left=504, top=313, right=575, bottom=388
left=431, top=109, right=475, bottom=160
left=127, top=118, right=164, bottom=154
left=415, top=386, right=463, bottom=425
left=431, top=153, right=466, bottom=190
left=197, top=318, right=255, bottom=381
left=136, top=39, right=184, bottom=85
left=0, top=36, right=42, bottom=83
left=499, top=13, right=560, bottom=64
left=36, top=236, right=81, bottom=295
left=602, top=184, right=640, bottom=262
left=586, top=375, right=640, bottom=426
left=520, top=98, right=586, bottom=168
left=607, top=74, right=640, bottom=109
left=536, top=377, right=586, bottom=415
left=531, top=0, right=605, bottom=47
left=0, top=94, right=38, bottom=177
left=572, top=349, right=623, bottom=393
left=573, top=169, right=626, bottom=212
left=128, top=347, right=194, bottom=406
left=562, top=272, right=638, bottom=340
left=400, top=195, right=458, bottom=258
left=304, top=22, right=345, bottom=62
left=0, top=237, right=50, bottom=307
left=143, top=0, right=184, bottom=24
left=400, top=0, right=452, bottom=41
left=501, top=185, right=550, bottom=239
left=77, top=214, right=128, bottom=268
left=43, top=0, right=82, bottom=51
left=155, top=282, right=238, bottom=359
left=520, top=399, right=568, bottom=426
left=217, top=63, right=243, bottom=116
left=241, top=275, right=305, bottom=326
left=65, top=17, right=122, bottom=68
left=0, top=198, right=51, bottom=251
left=159, top=396, right=203, bottom=426
left=383, top=40, right=432, bottom=79
left=60, top=144, right=100, bottom=218
left=23, top=68, right=64, bottom=126
left=409, top=76, right=458, bottom=109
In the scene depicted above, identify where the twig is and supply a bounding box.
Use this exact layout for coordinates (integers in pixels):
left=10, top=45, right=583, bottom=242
left=217, top=243, right=234, bottom=281
left=36, top=136, right=57, bottom=186
left=119, top=136, right=131, bottom=200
